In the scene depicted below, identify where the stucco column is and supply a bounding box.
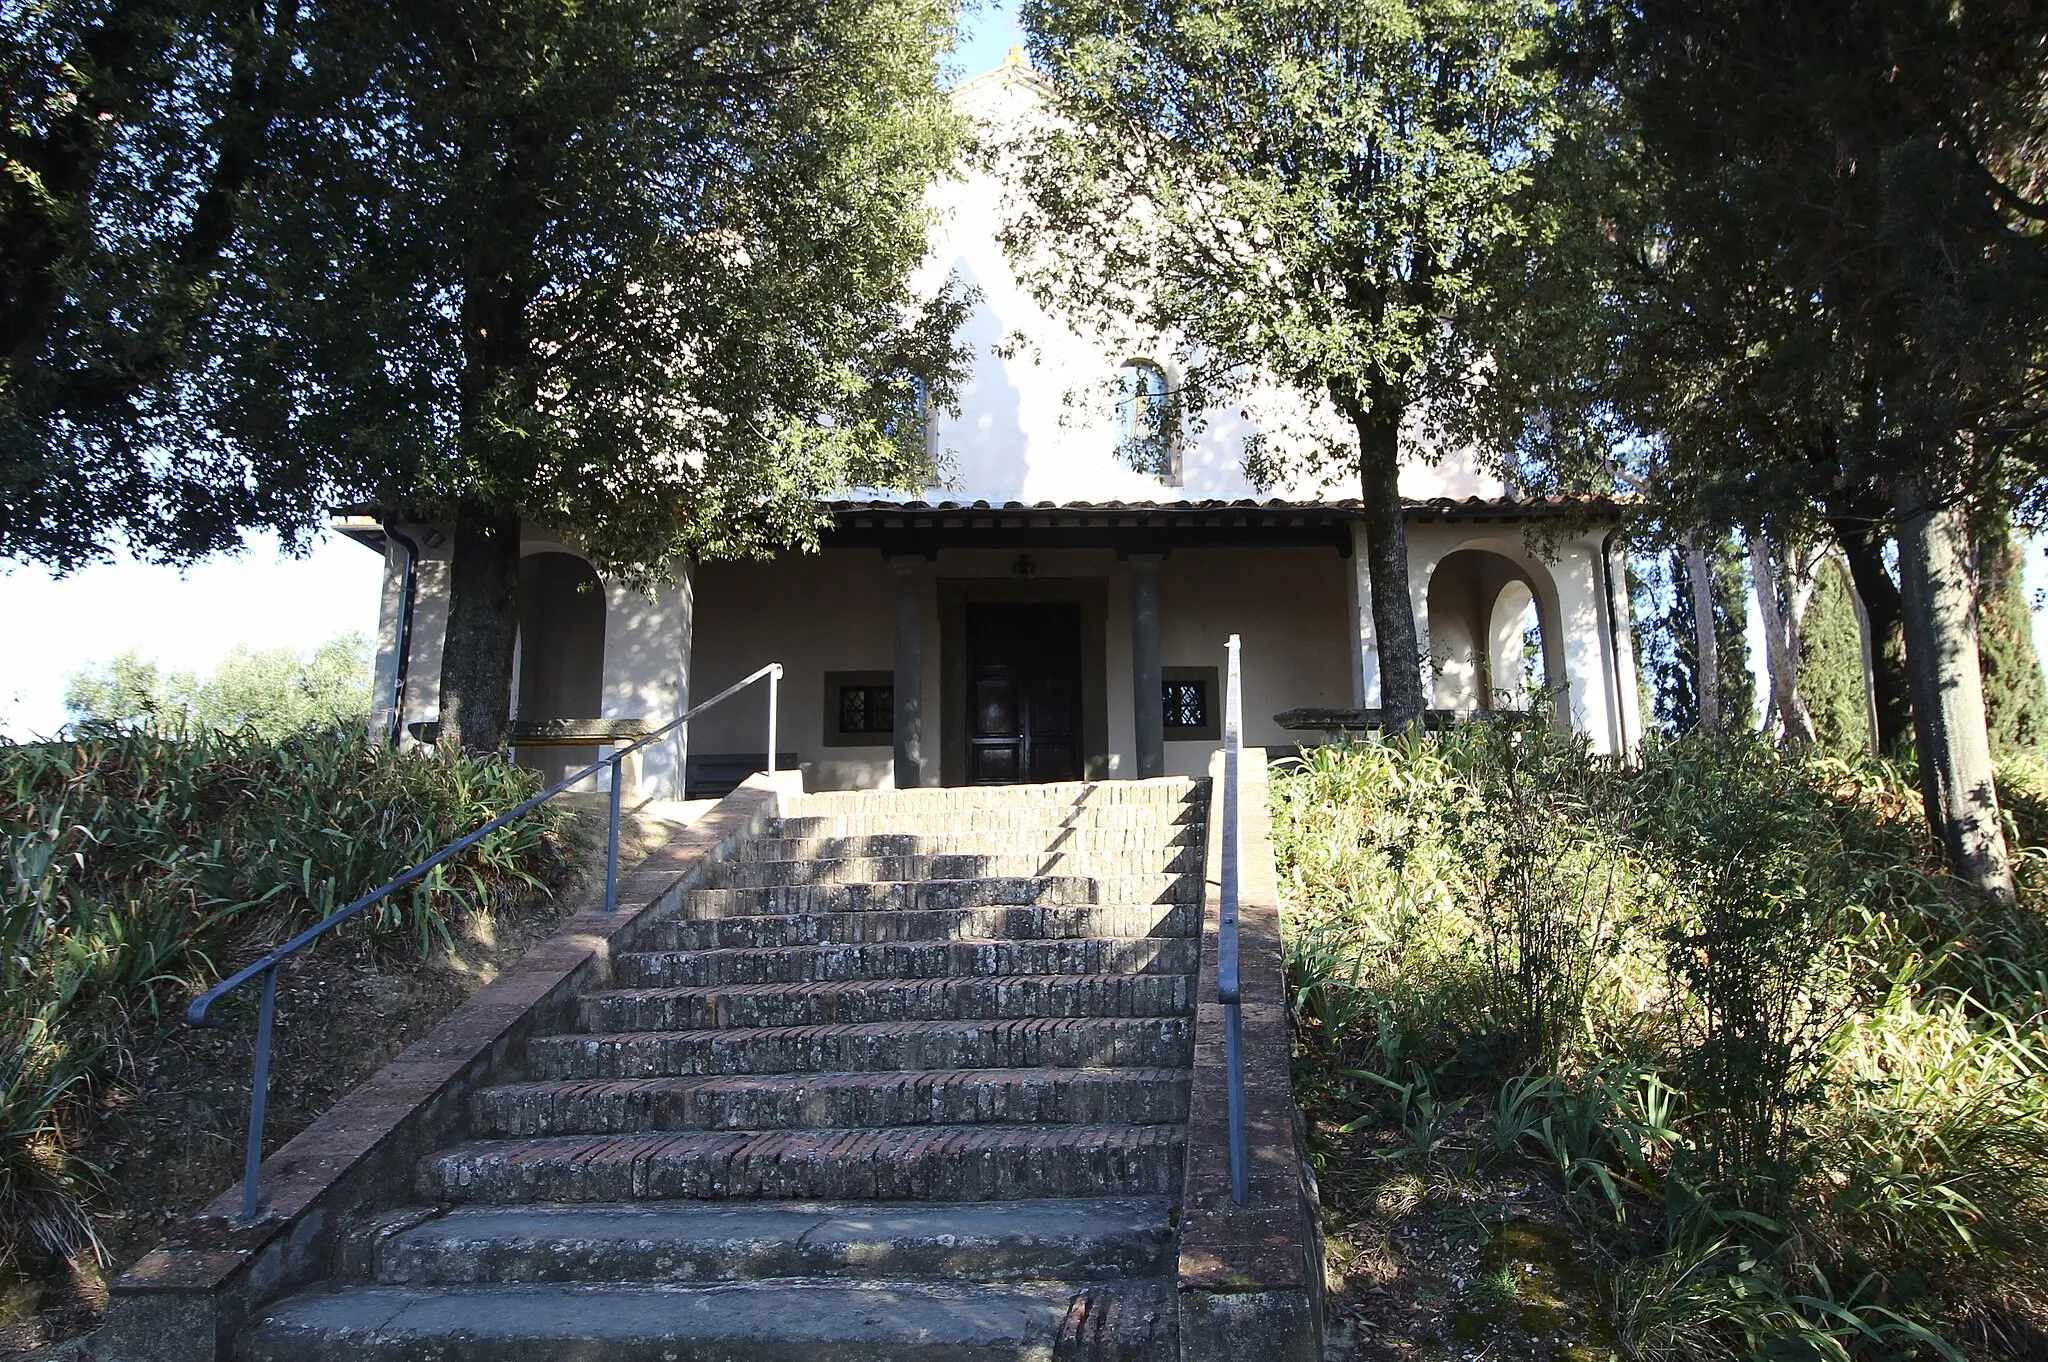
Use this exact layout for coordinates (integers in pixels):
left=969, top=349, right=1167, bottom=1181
left=1130, top=554, right=1164, bottom=779
left=1346, top=522, right=1379, bottom=708
left=892, top=557, right=926, bottom=789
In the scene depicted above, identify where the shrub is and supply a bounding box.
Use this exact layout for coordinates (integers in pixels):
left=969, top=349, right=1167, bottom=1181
left=1276, top=729, right=2048, bottom=1357
left=0, top=723, right=569, bottom=1271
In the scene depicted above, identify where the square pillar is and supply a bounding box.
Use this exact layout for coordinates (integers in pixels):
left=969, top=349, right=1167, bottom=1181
left=892, top=557, right=927, bottom=789
left=1130, top=554, right=1164, bottom=778
left=1345, top=522, right=1379, bottom=708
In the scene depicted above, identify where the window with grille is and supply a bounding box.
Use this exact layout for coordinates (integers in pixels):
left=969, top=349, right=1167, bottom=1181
left=1159, top=666, right=1220, bottom=741
left=1163, top=679, right=1207, bottom=730
left=824, top=671, right=894, bottom=746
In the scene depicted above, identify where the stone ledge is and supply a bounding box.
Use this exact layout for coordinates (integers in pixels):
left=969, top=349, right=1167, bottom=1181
left=93, top=771, right=800, bottom=1362
left=1176, top=747, right=1325, bottom=1360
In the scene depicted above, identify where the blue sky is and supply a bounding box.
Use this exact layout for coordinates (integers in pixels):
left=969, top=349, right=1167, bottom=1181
left=2, top=0, right=2041, bottom=738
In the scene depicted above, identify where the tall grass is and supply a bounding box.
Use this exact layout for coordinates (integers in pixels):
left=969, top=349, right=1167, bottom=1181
left=0, top=724, right=569, bottom=1272
left=1277, top=727, right=2048, bottom=1359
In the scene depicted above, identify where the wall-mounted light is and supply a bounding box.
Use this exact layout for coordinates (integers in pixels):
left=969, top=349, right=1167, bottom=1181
left=1011, top=554, right=1036, bottom=578
left=421, top=529, right=446, bottom=550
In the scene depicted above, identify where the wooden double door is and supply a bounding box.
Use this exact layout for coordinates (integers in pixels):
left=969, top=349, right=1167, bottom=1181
left=965, top=603, right=1083, bottom=784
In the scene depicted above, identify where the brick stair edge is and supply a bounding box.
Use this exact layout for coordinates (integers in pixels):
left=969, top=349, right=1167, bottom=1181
left=1176, top=748, right=1324, bottom=1362
left=92, top=771, right=803, bottom=1362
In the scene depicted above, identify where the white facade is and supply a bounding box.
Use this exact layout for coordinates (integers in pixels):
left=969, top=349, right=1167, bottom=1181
left=353, top=57, right=1641, bottom=796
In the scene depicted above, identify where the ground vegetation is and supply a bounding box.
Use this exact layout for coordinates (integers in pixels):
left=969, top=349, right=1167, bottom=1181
left=0, top=723, right=569, bottom=1323
left=1278, top=729, right=2048, bottom=1359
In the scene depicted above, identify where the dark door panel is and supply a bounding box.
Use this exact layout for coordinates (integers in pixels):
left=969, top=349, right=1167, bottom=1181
left=965, top=603, right=1084, bottom=785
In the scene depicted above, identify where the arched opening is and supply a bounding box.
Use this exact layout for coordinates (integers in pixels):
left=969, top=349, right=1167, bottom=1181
left=1425, top=549, right=1560, bottom=715
left=1488, top=581, right=1539, bottom=709
left=516, top=551, right=606, bottom=783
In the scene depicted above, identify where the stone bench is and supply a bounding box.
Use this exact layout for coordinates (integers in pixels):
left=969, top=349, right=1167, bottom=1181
left=1273, top=706, right=1533, bottom=733
left=409, top=718, right=656, bottom=792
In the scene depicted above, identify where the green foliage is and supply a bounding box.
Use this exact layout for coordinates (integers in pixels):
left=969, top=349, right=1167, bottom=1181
left=0, top=725, right=568, bottom=1270
left=1276, top=730, right=2048, bottom=1356
left=1976, top=526, right=2048, bottom=756
left=203, top=0, right=969, bottom=582
left=62, top=635, right=372, bottom=739
left=0, top=0, right=313, bottom=570
left=1010, top=0, right=1561, bottom=469
left=1800, top=560, right=1871, bottom=755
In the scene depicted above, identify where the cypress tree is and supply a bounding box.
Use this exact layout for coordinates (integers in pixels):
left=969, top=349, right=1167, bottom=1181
left=1643, top=535, right=1754, bottom=735
left=1977, top=525, right=2048, bottom=755
left=1799, top=558, right=1870, bottom=754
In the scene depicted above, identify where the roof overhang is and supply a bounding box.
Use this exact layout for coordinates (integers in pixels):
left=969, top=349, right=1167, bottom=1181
left=327, top=494, right=1622, bottom=559
left=822, top=496, right=1618, bottom=558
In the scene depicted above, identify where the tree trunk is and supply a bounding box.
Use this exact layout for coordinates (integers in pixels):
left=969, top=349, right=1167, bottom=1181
left=1682, top=534, right=1721, bottom=735
left=1749, top=534, right=1817, bottom=744
left=1895, top=480, right=2015, bottom=904
left=438, top=504, right=522, bottom=753
left=1828, top=514, right=1914, bottom=754
left=1355, top=410, right=1424, bottom=734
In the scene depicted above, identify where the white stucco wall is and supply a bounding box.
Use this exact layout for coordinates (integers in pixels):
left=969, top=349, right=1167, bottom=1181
left=914, top=64, right=1507, bottom=509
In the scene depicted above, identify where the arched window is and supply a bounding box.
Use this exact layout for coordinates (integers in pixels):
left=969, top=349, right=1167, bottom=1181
left=1114, top=361, right=1172, bottom=478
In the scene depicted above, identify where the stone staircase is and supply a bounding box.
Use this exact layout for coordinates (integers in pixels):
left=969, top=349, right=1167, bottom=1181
left=240, top=777, right=1206, bottom=1360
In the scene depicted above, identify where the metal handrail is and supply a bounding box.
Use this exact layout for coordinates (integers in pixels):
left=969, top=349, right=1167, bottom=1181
left=1220, top=634, right=1248, bottom=1204
left=187, top=661, right=784, bottom=1224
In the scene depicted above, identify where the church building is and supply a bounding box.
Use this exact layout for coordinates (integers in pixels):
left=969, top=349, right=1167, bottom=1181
left=335, top=54, right=1642, bottom=798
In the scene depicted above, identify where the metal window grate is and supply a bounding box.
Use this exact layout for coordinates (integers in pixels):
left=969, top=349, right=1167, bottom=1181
left=1162, top=679, right=1207, bottom=730
left=838, top=683, right=894, bottom=735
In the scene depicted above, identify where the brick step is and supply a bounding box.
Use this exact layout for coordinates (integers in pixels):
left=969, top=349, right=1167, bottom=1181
left=365, top=1198, right=1176, bottom=1286
left=577, top=973, right=1195, bottom=1031
left=471, top=1067, right=1191, bottom=1136
left=526, top=1016, right=1193, bottom=1080
left=416, top=1124, right=1186, bottom=1203
left=736, top=827, right=1202, bottom=863
left=699, top=850, right=1199, bottom=888
left=243, top=1277, right=1178, bottom=1362
left=680, top=874, right=1199, bottom=919
left=793, top=778, right=1200, bottom=813
left=774, top=805, right=1200, bottom=836
left=614, top=936, right=1200, bottom=988
left=639, top=902, right=1197, bottom=951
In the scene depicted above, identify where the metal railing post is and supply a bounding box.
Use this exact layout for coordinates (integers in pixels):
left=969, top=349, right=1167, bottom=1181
left=239, top=965, right=279, bottom=1223
left=604, top=749, right=624, bottom=913
left=1221, top=633, right=1248, bottom=1205
left=765, top=664, right=782, bottom=776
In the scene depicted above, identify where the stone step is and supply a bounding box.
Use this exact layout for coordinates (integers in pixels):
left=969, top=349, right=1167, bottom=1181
left=472, top=1066, right=1190, bottom=1136
left=794, top=778, right=1200, bottom=813
left=527, top=1016, right=1194, bottom=1080
left=680, top=874, right=1199, bottom=919
left=417, top=1123, right=1187, bottom=1203
left=367, top=1198, right=1176, bottom=1285
left=577, top=974, right=1196, bottom=1031
left=700, top=851, right=1198, bottom=888
left=775, top=805, right=1200, bottom=836
left=613, top=936, right=1200, bottom=988
left=736, top=827, right=1202, bottom=863
left=243, top=1278, right=1178, bottom=1362
left=638, top=902, right=1198, bottom=951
